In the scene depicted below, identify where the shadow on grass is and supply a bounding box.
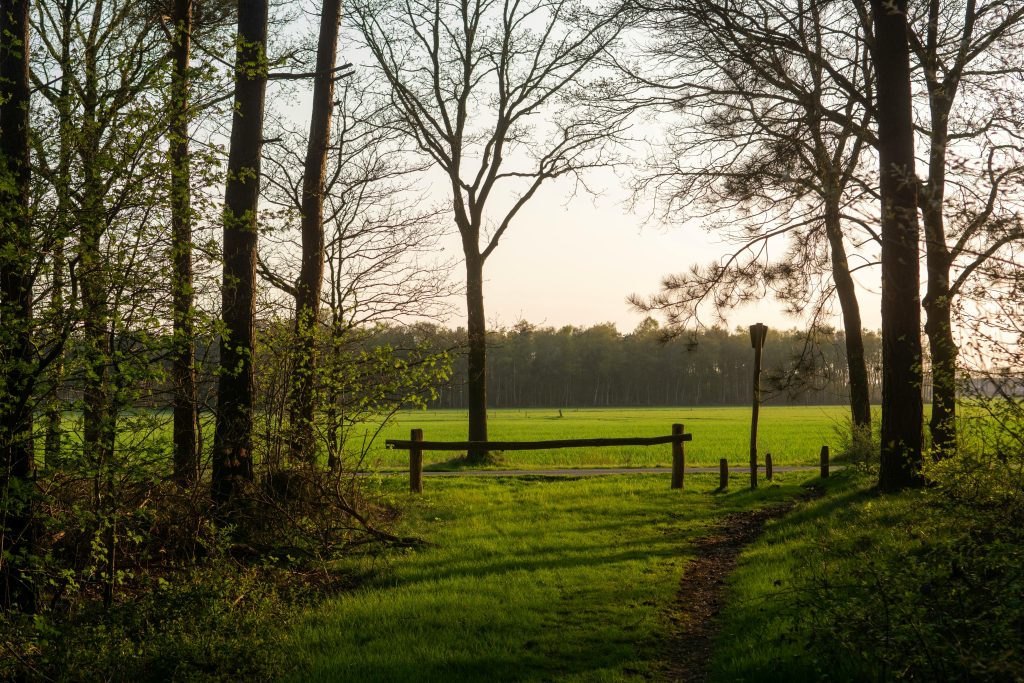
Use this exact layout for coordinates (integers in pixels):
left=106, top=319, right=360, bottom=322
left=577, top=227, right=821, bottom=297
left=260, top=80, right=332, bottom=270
left=293, top=477, right=813, bottom=683
left=707, top=470, right=874, bottom=682
left=423, top=453, right=508, bottom=471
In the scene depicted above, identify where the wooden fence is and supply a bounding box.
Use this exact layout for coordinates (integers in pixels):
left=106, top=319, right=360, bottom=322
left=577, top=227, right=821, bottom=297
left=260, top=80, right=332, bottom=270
left=385, top=423, right=693, bottom=493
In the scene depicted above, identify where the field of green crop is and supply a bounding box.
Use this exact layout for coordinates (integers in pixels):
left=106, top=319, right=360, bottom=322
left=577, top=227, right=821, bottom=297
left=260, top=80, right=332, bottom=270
left=44, top=405, right=865, bottom=470
left=350, top=406, right=858, bottom=470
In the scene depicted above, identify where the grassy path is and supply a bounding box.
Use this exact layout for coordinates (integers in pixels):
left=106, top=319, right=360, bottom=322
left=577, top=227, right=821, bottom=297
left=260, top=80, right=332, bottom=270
left=288, top=473, right=810, bottom=682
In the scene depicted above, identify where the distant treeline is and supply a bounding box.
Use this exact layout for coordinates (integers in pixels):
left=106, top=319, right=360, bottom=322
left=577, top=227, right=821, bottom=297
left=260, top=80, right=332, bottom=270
left=376, top=320, right=887, bottom=409
left=58, top=319, right=888, bottom=411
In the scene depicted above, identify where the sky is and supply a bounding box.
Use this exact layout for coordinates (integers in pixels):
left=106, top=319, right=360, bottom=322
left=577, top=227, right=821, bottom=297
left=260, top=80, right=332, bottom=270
left=430, top=173, right=885, bottom=335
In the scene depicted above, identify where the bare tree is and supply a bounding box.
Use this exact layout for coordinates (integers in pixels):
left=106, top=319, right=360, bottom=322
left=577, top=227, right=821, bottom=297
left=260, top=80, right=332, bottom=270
left=907, top=0, right=1024, bottom=457
left=348, top=0, right=630, bottom=462
left=212, top=0, right=269, bottom=503
left=261, top=78, right=456, bottom=468
left=288, top=0, right=344, bottom=461
left=625, top=0, right=877, bottom=438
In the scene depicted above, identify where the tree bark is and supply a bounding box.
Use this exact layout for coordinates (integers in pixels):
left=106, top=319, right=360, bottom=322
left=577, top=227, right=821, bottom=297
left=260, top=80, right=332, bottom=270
left=824, top=193, right=872, bottom=435
left=169, top=0, right=199, bottom=484
left=921, top=143, right=957, bottom=458
left=43, top=0, right=75, bottom=468
left=869, top=0, right=925, bottom=491
left=919, top=1, right=958, bottom=458
left=464, top=250, right=489, bottom=463
left=0, top=0, right=36, bottom=613
left=212, top=0, right=269, bottom=504
left=289, top=0, right=342, bottom=462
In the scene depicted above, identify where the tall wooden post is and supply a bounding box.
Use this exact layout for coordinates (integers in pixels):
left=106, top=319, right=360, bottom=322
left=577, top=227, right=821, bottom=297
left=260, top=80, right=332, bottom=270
left=410, top=428, right=424, bottom=493
left=749, top=323, right=768, bottom=489
left=671, top=423, right=685, bottom=489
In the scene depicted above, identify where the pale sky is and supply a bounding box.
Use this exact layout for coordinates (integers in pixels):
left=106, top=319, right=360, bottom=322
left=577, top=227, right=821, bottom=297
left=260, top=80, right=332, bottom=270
left=432, top=174, right=885, bottom=334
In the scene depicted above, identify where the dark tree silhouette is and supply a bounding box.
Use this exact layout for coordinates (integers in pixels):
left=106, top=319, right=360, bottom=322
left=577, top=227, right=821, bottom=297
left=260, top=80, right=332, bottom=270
left=626, top=0, right=877, bottom=440
left=908, top=0, right=1024, bottom=457
left=168, top=0, right=198, bottom=483
left=0, top=0, right=37, bottom=613
left=212, top=0, right=268, bottom=503
left=349, top=0, right=629, bottom=462
left=288, top=0, right=343, bottom=461
left=864, top=0, right=925, bottom=491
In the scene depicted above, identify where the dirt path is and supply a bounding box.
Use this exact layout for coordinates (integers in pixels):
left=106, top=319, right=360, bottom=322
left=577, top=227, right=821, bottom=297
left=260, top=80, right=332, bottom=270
left=661, top=502, right=801, bottom=682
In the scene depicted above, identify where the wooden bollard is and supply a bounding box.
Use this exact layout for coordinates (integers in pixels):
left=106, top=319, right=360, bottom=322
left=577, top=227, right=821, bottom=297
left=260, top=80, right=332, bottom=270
left=410, top=428, right=424, bottom=493
left=671, top=423, right=685, bottom=490
left=765, top=453, right=773, bottom=481
left=719, top=458, right=729, bottom=490
left=819, top=445, right=830, bottom=479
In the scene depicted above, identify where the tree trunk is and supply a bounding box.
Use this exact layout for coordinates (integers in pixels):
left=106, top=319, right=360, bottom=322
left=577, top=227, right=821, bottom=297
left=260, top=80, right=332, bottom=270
left=921, top=77, right=958, bottom=458
left=0, top=0, right=36, bottom=613
left=325, top=318, right=343, bottom=471
left=43, top=0, right=75, bottom=468
left=169, top=0, right=198, bottom=484
left=79, top=0, right=118, bottom=607
left=923, top=257, right=956, bottom=457
left=464, top=251, right=489, bottom=463
left=289, top=0, right=342, bottom=462
left=823, top=193, right=872, bottom=436
left=43, top=242, right=65, bottom=466
left=870, top=0, right=925, bottom=491
left=212, top=0, right=269, bottom=504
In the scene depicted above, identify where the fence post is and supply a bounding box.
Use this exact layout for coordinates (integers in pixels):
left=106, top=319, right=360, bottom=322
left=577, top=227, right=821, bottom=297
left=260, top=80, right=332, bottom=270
left=765, top=453, right=773, bottom=481
left=671, top=423, right=685, bottom=489
left=749, top=323, right=768, bottom=490
left=719, top=458, right=729, bottom=490
left=819, top=445, right=829, bottom=479
left=410, top=428, right=424, bottom=493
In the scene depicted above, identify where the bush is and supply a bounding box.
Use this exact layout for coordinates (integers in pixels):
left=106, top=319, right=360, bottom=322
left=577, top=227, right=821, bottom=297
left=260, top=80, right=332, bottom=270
left=2, top=560, right=305, bottom=682
left=790, top=465, right=1024, bottom=681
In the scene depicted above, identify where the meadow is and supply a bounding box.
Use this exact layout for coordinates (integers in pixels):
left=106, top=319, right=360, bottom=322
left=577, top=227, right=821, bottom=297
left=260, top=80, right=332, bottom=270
left=354, top=406, right=857, bottom=470
left=288, top=472, right=810, bottom=682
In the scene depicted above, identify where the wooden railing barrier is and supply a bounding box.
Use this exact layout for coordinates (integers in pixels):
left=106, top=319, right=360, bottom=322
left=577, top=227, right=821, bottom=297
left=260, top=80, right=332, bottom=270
left=386, top=425, right=693, bottom=493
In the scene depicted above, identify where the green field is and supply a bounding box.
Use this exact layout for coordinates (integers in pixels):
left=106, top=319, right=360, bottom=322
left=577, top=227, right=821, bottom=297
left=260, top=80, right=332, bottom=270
left=289, top=472, right=810, bottom=681
left=352, top=406, right=855, bottom=470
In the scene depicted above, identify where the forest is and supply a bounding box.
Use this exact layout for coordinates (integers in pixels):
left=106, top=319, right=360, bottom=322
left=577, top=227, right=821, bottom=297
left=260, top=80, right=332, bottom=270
left=399, top=322, right=883, bottom=409
left=2, top=0, right=1023, bottom=680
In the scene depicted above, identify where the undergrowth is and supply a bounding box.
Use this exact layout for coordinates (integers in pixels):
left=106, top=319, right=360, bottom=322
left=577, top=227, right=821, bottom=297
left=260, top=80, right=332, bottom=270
left=712, top=459, right=1024, bottom=682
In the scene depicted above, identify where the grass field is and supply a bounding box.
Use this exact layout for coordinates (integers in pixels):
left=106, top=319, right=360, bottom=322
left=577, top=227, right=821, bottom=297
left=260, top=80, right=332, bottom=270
left=288, top=472, right=812, bottom=682
left=354, top=406, right=857, bottom=470
left=42, top=405, right=860, bottom=470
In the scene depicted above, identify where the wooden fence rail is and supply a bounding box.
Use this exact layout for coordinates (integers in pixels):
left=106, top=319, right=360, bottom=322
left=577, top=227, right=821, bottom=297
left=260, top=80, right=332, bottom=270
left=386, top=425, right=693, bottom=493
left=385, top=435, right=692, bottom=451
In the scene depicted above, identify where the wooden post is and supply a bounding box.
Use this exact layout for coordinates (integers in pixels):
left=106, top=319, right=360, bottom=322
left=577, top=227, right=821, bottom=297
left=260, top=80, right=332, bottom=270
left=410, top=428, right=424, bottom=493
left=749, top=323, right=768, bottom=489
left=820, top=445, right=830, bottom=479
left=765, top=453, right=773, bottom=481
left=671, top=423, right=685, bottom=489
left=719, top=458, right=729, bottom=490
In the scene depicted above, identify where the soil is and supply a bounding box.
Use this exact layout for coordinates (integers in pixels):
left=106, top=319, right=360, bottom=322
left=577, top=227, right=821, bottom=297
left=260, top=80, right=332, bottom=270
left=661, top=491, right=818, bottom=682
